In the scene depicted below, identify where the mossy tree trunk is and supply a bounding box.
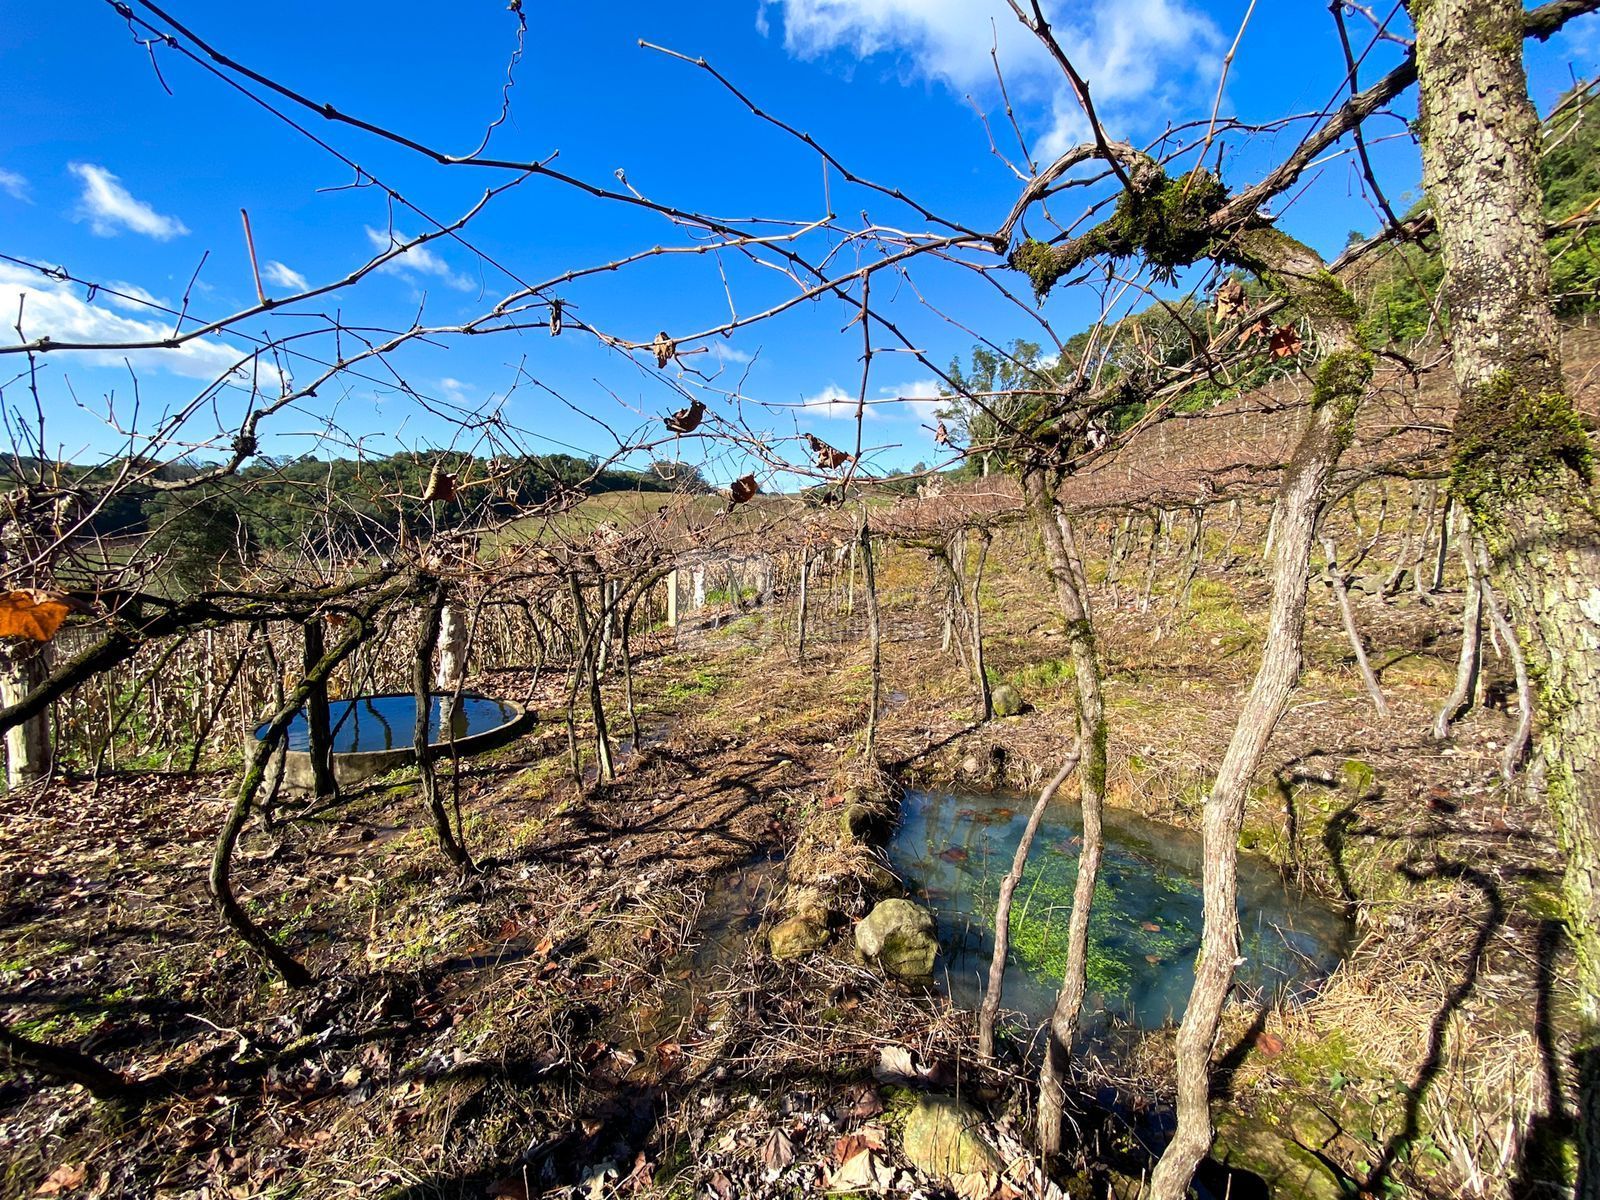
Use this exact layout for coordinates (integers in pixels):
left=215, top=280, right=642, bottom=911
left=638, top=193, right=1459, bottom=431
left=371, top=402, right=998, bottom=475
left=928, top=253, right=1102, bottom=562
left=1020, top=467, right=1108, bottom=1157
left=1148, top=228, right=1374, bottom=1200
left=1412, top=2, right=1600, bottom=1189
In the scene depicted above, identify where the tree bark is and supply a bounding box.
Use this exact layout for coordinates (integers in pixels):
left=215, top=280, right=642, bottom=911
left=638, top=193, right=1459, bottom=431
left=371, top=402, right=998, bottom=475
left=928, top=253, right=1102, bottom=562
left=1412, top=9, right=1600, bottom=1189
left=1432, top=530, right=1484, bottom=740
left=0, top=640, right=51, bottom=788
left=1323, top=537, right=1391, bottom=718
left=434, top=598, right=468, bottom=715
left=859, top=515, right=882, bottom=762
left=414, top=583, right=472, bottom=869
left=302, top=617, right=337, bottom=800
left=212, top=584, right=409, bottom=984
left=794, top=550, right=810, bottom=663
left=967, top=529, right=993, bottom=721
left=1429, top=494, right=1453, bottom=593
left=1148, top=227, right=1373, bottom=1200
left=1174, top=506, right=1206, bottom=611
left=1020, top=468, right=1109, bottom=1156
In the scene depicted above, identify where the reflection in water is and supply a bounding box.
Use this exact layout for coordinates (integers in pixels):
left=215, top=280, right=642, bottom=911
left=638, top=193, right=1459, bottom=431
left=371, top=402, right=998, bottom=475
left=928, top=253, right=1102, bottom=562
left=889, top=789, right=1350, bottom=1032
left=259, top=693, right=517, bottom=753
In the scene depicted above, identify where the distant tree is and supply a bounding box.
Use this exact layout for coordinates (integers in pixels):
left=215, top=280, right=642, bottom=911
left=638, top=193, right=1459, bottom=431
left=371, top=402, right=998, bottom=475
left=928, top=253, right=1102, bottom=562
left=938, top=340, right=1063, bottom=476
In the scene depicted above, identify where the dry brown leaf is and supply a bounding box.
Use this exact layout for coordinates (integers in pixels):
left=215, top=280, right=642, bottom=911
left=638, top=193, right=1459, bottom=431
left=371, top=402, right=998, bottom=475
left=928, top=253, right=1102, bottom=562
left=952, top=1172, right=996, bottom=1200
left=1268, top=324, right=1304, bottom=359
left=664, top=399, right=705, bottom=434
left=933, top=419, right=950, bottom=446
left=0, top=591, right=74, bottom=643
left=1213, top=277, right=1246, bottom=323
left=760, top=1128, right=795, bottom=1176
left=830, top=1149, right=893, bottom=1192
left=832, top=1126, right=885, bottom=1164
left=623, top=1150, right=653, bottom=1194
left=37, top=1163, right=88, bottom=1196
left=873, top=1044, right=918, bottom=1082
left=728, top=474, right=758, bottom=506
left=1237, top=316, right=1275, bottom=346
left=420, top=464, right=456, bottom=504
left=804, top=433, right=853, bottom=470
left=652, top=331, right=676, bottom=368
left=484, top=1175, right=529, bottom=1200
left=842, top=1083, right=884, bottom=1119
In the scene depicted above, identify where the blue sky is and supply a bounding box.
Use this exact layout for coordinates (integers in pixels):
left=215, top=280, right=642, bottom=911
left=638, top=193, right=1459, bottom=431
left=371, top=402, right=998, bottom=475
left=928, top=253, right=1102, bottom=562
left=1, top=1, right=1596, bottom=486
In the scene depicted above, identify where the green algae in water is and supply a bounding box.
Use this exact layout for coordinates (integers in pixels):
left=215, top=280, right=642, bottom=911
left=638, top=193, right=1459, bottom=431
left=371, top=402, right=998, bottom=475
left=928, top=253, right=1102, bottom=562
left=889, top=789, right=1350, bottom=1031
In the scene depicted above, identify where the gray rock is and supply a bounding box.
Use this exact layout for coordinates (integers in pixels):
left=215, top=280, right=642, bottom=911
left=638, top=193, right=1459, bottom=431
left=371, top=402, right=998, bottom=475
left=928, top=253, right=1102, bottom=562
left=900, top=1095, right=1003, bottom=1181
left=855, top=898, right=938, bottom=979
left=991, top=684, right=1024, bottom=717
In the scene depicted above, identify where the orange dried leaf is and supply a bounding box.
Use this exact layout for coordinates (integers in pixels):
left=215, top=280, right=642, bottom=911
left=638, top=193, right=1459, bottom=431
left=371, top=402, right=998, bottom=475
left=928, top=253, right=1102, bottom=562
left=0, top=591, right=73, bottom=643
left=37, top=1163, right=87, bottom=1196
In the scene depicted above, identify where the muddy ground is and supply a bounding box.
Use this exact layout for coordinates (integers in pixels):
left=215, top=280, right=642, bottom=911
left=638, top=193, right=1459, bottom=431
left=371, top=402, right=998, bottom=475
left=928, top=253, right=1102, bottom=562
left=0, top=511, right=1577, bottom=1200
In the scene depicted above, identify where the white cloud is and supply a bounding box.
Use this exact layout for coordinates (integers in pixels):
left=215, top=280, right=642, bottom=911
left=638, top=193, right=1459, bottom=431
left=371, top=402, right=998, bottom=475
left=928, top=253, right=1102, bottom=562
left=67, top=163, right=189, bottom=240
left=0, top=169, right=31, bottom=203
left=763, top=0, right=1222, bottom=159
left=0, top=262, right=282, bottom=386
left=877, top=378, right=943, bottom=419
left=263, top=260, right=309, bottom=292
left=708, top=342, right=753, bottom=365
left=799, top=383, right=865, bottom=420
left=438, top=376, right=472, bottom=401
left=364, top=227, right=475, bottom=293
left=102, top=282, right=167, bottom=313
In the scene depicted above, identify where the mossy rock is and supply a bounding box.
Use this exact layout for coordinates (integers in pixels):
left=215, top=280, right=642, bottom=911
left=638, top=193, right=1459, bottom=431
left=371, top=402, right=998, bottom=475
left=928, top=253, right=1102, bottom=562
left=855, top=898, right=938, bottom=979
left=768, top=913, right=829, bottom=960
left=991, top=684, right=1024, bottom=718
left=769, top=888, right=833, bottom=960
left=1211, top=1110, right=1348, bottom=1200
left=899, top=1095, right=1003, bottom=1181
